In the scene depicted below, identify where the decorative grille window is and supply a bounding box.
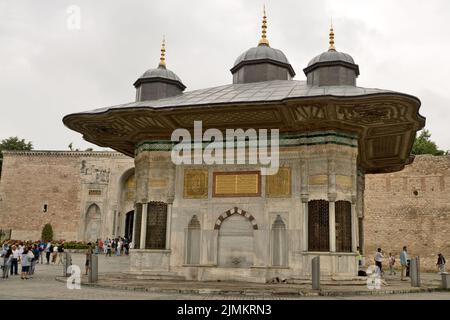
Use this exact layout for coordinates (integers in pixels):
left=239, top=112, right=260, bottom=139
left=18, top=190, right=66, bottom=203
left=145, top=201, right=167, bottom=249
left=335, top=200, right=352, bottom=252
left=308, top=200, right=329, bottom=252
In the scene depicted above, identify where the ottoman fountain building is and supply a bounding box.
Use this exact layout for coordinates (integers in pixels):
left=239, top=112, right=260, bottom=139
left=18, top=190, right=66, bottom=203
left=64, top=11, right=425, bottom=282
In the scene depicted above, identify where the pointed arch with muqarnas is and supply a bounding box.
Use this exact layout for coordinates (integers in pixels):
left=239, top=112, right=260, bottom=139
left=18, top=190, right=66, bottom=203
left=213, top=207, right=258, bottom=230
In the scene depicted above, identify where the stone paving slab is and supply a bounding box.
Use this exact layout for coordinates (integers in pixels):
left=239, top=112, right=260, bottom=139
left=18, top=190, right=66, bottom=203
left=56, top=271, right=447, bottom=297
left=4, top=253, right=447, bottom=300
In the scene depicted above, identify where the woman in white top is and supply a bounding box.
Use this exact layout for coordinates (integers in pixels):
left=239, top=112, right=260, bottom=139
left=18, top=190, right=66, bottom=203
left=52, top=245, right=58, bottom=264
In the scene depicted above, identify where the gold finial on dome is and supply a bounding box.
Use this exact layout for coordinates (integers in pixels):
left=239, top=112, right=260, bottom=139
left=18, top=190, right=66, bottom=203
left=258, top=5, right=269, bottom=46
left=329, top=20, right=335, bottom=51
left=158, top=35, right=166, bottom=68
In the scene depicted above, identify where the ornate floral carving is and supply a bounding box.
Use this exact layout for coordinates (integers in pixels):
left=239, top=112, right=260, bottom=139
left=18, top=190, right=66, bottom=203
left=336, top=103, right=407, bottom=125
left=291, top=104, right=326, bottom=121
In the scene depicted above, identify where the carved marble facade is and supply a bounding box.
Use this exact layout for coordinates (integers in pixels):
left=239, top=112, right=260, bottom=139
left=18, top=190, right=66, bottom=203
left=129, top=132, right=360, bottom=282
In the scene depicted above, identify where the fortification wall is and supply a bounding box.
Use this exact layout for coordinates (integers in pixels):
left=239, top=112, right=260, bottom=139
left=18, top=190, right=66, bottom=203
left=364, top=155, right=450, bottom=271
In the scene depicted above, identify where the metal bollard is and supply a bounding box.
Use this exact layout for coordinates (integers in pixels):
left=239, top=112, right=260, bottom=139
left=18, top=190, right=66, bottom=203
left=442, top=273, right=450, bottom=289
left=88, top=254, right=98, bottom=283
left=410, top=257, right=421, bottom=287
left=312, top=256, right=320, bottom=290
left=63, top=252, right=72, bottom=277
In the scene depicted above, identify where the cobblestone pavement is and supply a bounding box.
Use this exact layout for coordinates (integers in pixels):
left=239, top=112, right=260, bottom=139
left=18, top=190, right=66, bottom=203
left=1, top=253, right=449, bottom=300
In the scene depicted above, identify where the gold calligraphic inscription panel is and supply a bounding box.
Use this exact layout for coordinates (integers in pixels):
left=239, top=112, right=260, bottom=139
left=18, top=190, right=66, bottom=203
left=150, top=179, right=169, bottom=189
left=213, top=171, right=261, bottom=197
left=309, top=175, right=328, bottom=186
left=336, top=175, right=352, bottom=189
left=266, top=167, right=291, bottom=198
left=184, top=169, right=208, bottom=199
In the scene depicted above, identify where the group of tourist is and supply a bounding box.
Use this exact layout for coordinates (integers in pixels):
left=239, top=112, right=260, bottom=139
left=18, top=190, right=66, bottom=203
left=83, top=237, right=133, bottom=276
left=94, top=237, right=132, bottom=257
left=0, top=240, right=67, bottom=280
left=1, top=241, right=47, bottom=280
left=357, top=246, right=446, bottom=280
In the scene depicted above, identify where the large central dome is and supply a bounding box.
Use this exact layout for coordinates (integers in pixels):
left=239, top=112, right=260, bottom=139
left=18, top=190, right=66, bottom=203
left=230, top=9, right=295, bottom=84
left=232, top=45, right=294, bottom=72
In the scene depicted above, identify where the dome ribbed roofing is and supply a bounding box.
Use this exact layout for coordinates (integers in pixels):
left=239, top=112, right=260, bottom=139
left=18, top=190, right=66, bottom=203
left=234, top=45, right=291, bottom=67
left=307, top=50, right=355, bottom=67
left=133, top=65, right=186, bottom=90
left=138, top=66, right=183, bottom=83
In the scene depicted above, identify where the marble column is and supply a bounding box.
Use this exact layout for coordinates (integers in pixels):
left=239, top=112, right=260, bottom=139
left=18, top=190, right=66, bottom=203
left=301, top=197, right=309, bottom=251
left=300, top=159, right=309, bottom=251
left=140, top=203, right=148, bottom=249
left=328, top=198, right=336, bottom=252
left=351, top=201, right=358, bottom=252
left=131, top=204, right=137, bottom=244
left=165, top=197, right=174, bottom=250
left=328, top=158, right=337, bottom=253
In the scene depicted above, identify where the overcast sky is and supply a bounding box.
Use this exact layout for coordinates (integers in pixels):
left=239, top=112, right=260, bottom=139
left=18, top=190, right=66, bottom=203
left=1, top=0, right=449, bottom=151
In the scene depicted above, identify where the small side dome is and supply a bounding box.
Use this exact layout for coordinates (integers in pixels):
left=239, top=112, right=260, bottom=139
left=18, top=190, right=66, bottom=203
left=133, top=38, right=186, bottom=101
left=303, top=26, right=359, bottom=86
left=137, top=67, right=184, bottom=84
left=230, top=8, right=295, bottom=84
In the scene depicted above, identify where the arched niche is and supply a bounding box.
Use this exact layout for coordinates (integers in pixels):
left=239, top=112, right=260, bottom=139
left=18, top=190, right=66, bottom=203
left=217, top=209, right=255, bottom=268
left=185, top=215, right=201, bottom=265
left=271, top=215, right=288, bottom=267
left=85, top=203, right=101, bottom=242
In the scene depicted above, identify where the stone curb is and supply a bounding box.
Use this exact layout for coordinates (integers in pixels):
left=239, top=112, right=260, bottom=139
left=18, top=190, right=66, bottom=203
left=55, top=276, right=445, bottom=297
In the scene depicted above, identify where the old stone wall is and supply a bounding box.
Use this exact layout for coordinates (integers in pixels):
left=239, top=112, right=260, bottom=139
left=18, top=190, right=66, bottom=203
left=0, top=151, right=82, bottom=240
left=0, top=151, right=133, bottom=241
left=1, top=151, right=449, bottom=272
left=364, top=155, right=450, bottom=271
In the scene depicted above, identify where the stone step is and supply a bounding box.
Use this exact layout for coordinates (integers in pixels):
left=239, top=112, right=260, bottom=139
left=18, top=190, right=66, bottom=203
left=118, top=271, right=186, bottom=281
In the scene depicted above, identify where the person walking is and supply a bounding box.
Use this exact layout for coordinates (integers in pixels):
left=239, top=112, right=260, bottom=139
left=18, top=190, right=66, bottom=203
left=51, top=244, right=58, bottom=264
left=437, top=253, right=446, bottom=274
left=116, top=239, right=122, bottom=256
left=38, top=241, right=45, bottom=264
left=57, top=242, right=65, bottom=265
left=124, top=240, right=129, bottom=256
left=1, top=248, right=12, bottom=279
left=106, top=241, right=112, bottom=257
left=29, top=244, right=40, bottom=276
left=400, top=246, right=409, bottom=280
left=374, top=248, right=384, bottom=275
left=45, top=241, right=52, bottom=264
left=85, top=243, right=93, bottom=276
left=388, top=253, right=396, bottom=275
left=10, top=245, right=19, bottom=276
left=103, top=239, right=109, bottom=254
left=356, top=246, right=363, bottom=268
left=20, top=247, right=34, bottom=280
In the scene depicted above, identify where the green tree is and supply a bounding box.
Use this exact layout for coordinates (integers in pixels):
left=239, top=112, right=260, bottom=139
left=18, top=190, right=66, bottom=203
left=41, top=223, right=54, bottom=242
left=412, top=129, right=447, bottom=155
left=0, top=136, right=33, bottom=176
